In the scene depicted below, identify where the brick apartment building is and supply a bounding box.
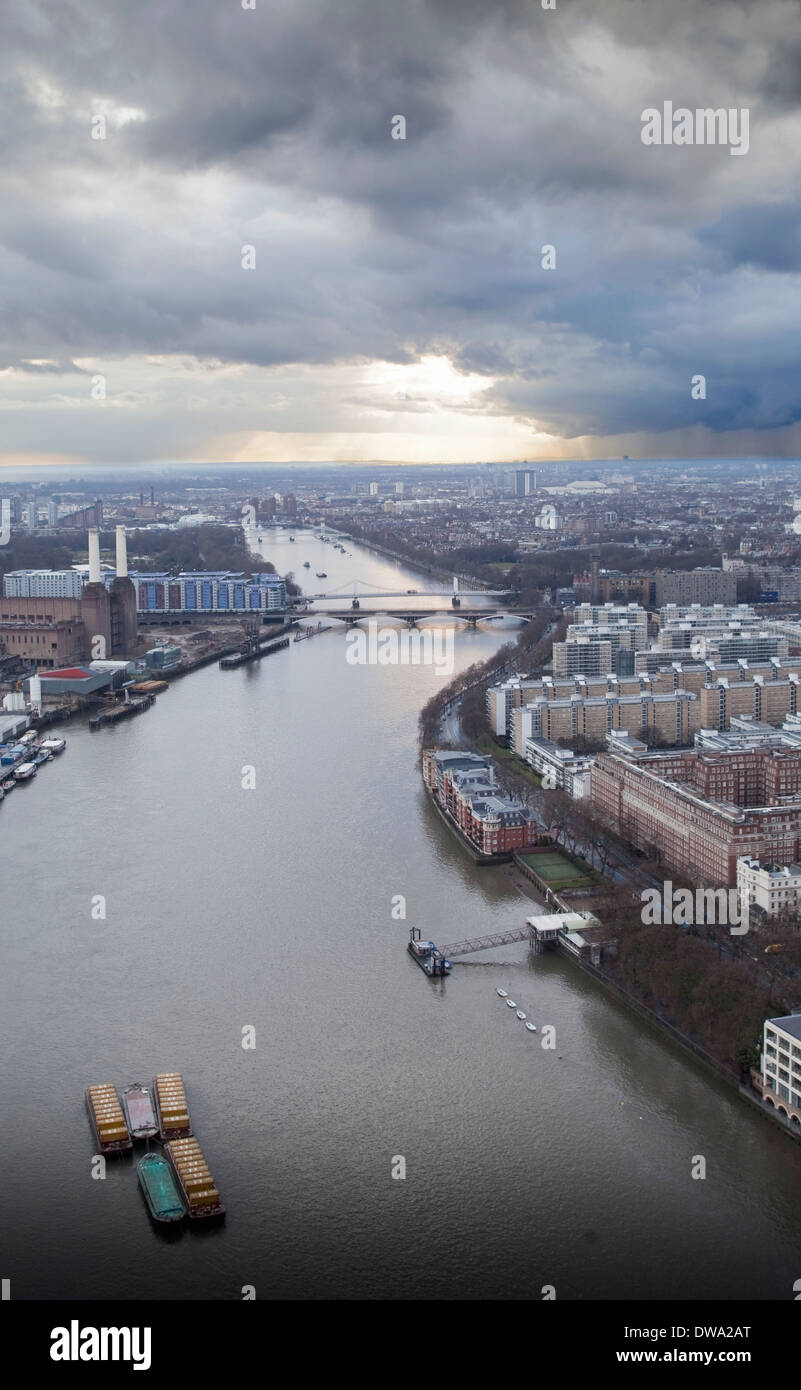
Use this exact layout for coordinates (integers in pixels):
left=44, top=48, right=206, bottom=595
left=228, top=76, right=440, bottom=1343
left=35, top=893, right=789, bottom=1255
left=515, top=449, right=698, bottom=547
left=422, top=748, right=537, bottom=856
left=591, top=744, right=801, bottom=885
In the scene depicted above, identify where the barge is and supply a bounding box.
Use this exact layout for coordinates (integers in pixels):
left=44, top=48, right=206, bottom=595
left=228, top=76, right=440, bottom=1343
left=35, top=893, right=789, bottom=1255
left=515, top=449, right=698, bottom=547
left=13, top=761, right=37, bottom=781
left=164, top=1137, right=225, bottom=1220
left=219, top=637, right=290, bottom=669
left=85, top=1084, right=133, bottom=1154
left=122, top=1083, right=159, bottom=1140
left=407, top=927, right=452, bottom=977
left=154, top=1072, right=192, bottom=1140
left=137, top=1152, right=187, bottom=1224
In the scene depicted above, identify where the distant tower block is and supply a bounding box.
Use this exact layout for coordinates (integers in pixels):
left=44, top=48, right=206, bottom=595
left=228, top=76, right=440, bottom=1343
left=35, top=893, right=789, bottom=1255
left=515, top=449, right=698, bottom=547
left=110, top=525, right=138, bottom=656
left=590, top=552, right=601, bottom=604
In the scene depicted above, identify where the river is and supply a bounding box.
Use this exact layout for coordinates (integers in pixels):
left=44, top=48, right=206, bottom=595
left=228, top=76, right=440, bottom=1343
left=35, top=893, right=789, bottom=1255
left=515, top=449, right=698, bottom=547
left=3, top=527, right=800, bottom=1300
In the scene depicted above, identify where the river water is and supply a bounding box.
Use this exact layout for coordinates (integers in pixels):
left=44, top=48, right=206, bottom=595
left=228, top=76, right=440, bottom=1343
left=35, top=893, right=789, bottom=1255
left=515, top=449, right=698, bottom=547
left=3, top=528, right=801, bottom=1301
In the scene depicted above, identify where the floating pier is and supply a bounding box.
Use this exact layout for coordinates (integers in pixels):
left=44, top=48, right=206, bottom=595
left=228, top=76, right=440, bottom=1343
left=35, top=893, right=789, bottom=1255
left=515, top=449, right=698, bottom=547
left=407, top=927, right=452, bottom=976
left=89, top=694, right=155, bottom=728
left=219, top=636, right=290, bottom=669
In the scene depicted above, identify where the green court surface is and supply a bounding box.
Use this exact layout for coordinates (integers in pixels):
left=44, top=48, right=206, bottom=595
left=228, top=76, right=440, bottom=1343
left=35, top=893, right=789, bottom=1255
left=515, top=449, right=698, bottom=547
left=519, top=851, right=593, bottom=885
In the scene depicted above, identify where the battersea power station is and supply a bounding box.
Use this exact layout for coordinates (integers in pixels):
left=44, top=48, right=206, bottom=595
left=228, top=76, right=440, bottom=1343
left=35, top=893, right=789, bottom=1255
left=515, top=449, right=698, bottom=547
left=0, top=527, right=138, bottom=668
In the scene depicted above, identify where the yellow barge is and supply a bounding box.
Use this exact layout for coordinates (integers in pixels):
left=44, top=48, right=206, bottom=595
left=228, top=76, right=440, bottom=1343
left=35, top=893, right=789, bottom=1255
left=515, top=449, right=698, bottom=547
left=85, top=1083, right=133, bottom=1154
left=165, top=1137, right=225, bottom=1220
left=153, top=1072, right=193, bottom=1140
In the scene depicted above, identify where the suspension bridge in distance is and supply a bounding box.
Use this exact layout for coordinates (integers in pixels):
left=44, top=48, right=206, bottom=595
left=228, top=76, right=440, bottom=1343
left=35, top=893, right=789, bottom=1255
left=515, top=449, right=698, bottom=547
left=294, top=578, right=532, bottom=625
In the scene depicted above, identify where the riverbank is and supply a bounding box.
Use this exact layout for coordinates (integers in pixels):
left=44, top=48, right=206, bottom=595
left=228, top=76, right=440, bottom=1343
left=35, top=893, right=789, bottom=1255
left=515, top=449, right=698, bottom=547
left=426, top=640, right=797, bottom=1151
left=558, top=945, right=801, bottom=1144
left=350, top=533, right=494, bottom=592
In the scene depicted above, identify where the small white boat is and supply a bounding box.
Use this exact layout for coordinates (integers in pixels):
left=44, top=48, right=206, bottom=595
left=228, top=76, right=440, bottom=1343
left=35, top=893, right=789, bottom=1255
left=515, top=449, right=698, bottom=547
left=496, top=988, right=508, bottom=998
left=13, top=761, right=37, bottom=781
left=39, top=737, right=66, bottom=754
left=525, top=1022, right=537, bottom=1032
left=506, top=999, right=517, bottom=1008
left=516, top=1010, right=527, bottom=1021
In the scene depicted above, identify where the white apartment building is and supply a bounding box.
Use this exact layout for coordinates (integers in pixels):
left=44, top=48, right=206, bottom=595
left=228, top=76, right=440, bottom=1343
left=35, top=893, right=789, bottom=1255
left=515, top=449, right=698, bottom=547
left=486, top=678, right=523, bottom=739
left=737, top=855, right=801, bottom=921
left=524, top=737, right=594, bottom=799
left=762, top=1015, right=801, bottom=1123
left=575, top=602, right=649, bottom=635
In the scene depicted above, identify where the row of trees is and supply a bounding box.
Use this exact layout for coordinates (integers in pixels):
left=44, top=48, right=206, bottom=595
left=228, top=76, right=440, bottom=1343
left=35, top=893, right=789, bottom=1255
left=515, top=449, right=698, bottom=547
left=592, top=880, right=787, bottom=1075
left=417, top=608, right=563, bottom=750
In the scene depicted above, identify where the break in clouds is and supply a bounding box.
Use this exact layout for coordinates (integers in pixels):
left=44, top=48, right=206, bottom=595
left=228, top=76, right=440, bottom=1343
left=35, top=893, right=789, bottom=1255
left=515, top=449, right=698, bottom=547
left=2, top=0, right=801, bottom=464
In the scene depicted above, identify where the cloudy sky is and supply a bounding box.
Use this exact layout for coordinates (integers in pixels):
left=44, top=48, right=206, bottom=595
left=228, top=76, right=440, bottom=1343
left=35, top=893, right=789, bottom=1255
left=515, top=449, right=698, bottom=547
left=2, top=0, right=801, bottom=468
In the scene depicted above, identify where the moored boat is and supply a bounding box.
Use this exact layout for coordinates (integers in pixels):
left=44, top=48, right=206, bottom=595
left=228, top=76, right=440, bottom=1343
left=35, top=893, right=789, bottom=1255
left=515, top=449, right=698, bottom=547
left=13, top=762, right=37, bottom=781
left=164, top=1137, right=225, bottom=1220
left=122, top=1082, right=159, bottom=1140
left=33, top=749, right=52, bottom=766
left=1, top=776, right=15, bottom=793
left=39, top=737, right=67, bottom=754
left=85, top=1084, right=133, bottom=1154
left=516, top=1010, right=527, bottom=1020
left=506, top=999, right=517, bottom=1008
left=137, top=1152, right=187, bottom=1223
left=496, top=988, right=508, bottom=998
left=154, top=1072, right=193, bottom=1140
left=525, top=1022, right=537, bottom=1032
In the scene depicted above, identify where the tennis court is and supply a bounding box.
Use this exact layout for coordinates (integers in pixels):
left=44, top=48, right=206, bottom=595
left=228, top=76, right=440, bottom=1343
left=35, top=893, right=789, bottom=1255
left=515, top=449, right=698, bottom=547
left=519, top=850, right=594, bottom=887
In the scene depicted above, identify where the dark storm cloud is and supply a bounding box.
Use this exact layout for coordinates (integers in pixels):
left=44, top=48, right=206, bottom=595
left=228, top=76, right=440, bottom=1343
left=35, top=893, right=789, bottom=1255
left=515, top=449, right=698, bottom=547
left=2, top=0, right=801, bottom=455
left=698, top=203, right=801, bottom=272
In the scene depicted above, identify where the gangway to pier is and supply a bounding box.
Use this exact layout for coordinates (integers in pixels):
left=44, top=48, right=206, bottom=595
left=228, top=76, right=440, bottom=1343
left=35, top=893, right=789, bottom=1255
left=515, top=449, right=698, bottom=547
left=438, top=925, right=537, bottom=958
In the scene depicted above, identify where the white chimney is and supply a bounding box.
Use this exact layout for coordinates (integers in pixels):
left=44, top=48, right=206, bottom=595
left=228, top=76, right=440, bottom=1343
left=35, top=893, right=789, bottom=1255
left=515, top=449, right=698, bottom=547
left=29, top=675, right=42, bottom=714
left=88, top=528, right=101, bottom=584
left=115, top=525, right=128, bottom=578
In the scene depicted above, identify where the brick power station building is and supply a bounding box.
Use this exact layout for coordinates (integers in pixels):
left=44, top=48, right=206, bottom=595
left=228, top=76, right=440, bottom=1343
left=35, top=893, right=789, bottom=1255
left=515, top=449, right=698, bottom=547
left=0, top=527, right=137, bottom=668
